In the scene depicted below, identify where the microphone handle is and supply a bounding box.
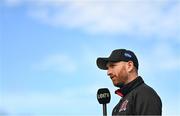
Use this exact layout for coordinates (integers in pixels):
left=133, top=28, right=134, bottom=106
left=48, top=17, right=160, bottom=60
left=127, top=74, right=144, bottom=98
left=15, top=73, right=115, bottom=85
left=103, top=104, right=107, bottom=116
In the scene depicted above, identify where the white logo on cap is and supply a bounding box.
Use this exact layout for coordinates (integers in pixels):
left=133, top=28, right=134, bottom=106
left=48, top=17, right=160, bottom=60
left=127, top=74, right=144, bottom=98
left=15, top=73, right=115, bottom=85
left=124, top=53, right=132, bottom=58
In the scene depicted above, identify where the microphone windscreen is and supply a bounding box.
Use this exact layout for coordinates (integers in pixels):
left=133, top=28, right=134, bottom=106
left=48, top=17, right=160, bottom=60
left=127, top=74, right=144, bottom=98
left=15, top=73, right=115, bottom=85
left=97, top=88, right=111, bottom=104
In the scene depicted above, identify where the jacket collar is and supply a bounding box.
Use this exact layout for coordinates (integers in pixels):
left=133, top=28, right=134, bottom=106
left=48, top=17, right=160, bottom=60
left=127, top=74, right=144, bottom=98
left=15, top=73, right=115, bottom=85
left=115, top=76, right=144, bottom=97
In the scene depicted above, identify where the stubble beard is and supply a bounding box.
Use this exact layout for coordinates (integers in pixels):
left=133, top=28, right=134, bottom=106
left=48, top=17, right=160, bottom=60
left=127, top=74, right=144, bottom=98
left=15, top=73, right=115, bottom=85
left=114, top=67, right=128, bottom=88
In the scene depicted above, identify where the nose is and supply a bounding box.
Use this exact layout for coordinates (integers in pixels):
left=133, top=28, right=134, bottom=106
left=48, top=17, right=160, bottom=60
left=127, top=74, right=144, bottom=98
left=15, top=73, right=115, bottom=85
left=107, top=68, right=112, bottom=76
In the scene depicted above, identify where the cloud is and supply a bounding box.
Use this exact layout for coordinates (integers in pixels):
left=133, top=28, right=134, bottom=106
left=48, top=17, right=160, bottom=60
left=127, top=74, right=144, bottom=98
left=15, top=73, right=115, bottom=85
left=4, top=0, right=22, bottom=6
left=4, top=0, right=180, bottom=39
left=139, top=42, right=180, bottom=74
left=32, top=54, right=77, bottom=73
left=1, top=84, right=102, bottom=115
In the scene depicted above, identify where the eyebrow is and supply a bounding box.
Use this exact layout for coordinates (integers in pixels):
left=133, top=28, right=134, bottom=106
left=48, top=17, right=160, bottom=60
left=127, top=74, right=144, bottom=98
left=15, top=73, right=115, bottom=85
left=106, top=62, right=116, bottom=67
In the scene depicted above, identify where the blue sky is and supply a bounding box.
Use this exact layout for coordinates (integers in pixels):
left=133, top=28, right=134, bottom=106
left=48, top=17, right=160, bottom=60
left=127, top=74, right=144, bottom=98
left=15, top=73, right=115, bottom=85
left=0, top=0, right=180, bottom=115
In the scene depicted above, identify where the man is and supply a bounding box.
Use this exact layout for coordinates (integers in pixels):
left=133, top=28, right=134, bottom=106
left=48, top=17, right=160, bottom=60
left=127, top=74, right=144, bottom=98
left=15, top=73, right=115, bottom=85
left=96, top=49, right=162, bottom=115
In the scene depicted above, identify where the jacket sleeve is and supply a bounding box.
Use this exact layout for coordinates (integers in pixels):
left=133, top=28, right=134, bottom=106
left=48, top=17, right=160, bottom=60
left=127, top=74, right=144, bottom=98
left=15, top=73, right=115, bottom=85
left=134, top=87, right=162, bottom=115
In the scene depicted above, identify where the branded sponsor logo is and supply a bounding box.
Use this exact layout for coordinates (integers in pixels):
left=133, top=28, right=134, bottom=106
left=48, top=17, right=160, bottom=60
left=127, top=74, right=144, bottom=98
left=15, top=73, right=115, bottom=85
left=119, top=99, right=128, bottom=112
left=97, top=93, right=110, bottom=99
left=124, top=53, right=132, bottom=58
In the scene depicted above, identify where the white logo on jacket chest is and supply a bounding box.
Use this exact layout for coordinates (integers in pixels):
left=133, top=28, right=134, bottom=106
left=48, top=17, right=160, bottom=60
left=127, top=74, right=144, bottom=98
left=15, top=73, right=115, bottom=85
left=119, top=99, right=128, bottom=112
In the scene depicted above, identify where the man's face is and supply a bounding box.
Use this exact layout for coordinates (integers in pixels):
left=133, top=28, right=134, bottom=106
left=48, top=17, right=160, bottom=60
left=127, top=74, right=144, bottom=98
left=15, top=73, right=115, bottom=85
left=106, top=61, right=128, bottom=87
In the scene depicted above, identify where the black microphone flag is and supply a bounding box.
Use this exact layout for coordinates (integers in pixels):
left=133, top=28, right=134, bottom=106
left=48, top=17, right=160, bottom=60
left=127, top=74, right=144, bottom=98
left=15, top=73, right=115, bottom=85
left=97, top=88, right=111, bottom=116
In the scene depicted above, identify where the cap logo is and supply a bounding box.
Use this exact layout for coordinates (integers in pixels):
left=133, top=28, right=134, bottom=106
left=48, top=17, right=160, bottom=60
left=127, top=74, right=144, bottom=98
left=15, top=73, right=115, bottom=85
left=124, top=53, right=132, bottom=58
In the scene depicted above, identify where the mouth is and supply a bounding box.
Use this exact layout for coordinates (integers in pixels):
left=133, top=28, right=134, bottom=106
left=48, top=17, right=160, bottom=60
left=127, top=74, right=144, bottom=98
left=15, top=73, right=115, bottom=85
left=110, top=77, right=117, bottom=85
left=110, top=76, right=115, bottom=79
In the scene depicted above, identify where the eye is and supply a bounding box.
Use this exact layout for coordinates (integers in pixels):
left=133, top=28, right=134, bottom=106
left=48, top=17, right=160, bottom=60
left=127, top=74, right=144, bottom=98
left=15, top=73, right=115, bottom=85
left=109, top=64, right=116, bottom=68
left=107, top=62, right=116, bottom=68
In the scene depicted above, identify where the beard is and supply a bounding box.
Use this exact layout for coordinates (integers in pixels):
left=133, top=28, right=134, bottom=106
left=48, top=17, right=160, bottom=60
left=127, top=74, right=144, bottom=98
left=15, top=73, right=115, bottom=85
left=114, top=82, right=124, bottom=88
left=114, top=66, right=128, bottom=88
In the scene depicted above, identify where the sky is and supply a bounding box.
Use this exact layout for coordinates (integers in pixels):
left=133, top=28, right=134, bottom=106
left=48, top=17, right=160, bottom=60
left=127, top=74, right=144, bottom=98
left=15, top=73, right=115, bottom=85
left=0, top=0, right=180, bottom=115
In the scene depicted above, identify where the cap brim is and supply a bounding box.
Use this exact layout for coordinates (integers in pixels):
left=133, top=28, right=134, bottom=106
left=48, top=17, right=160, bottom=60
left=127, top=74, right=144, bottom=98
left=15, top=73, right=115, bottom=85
left=96, top=58, right=109, bottom=70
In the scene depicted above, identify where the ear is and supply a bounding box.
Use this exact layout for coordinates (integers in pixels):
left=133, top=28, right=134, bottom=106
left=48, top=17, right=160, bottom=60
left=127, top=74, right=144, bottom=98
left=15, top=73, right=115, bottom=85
left=126, top=61, right=134, bottom=72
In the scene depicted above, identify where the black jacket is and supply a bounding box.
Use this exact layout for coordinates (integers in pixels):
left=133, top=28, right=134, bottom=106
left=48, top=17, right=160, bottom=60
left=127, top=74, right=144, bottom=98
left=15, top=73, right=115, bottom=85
left=112, top=76, right=162, bottom=115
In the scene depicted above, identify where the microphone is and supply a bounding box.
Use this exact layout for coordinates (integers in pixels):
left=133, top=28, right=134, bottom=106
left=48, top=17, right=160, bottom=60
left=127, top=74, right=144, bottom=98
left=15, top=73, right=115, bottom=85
left=97, top=88, right=111, bottom=116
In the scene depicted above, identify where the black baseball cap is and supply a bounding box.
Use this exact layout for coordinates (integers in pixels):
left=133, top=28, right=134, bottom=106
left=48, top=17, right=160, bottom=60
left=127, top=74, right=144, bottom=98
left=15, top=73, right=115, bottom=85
left=96, top=49, right=139, bottom=70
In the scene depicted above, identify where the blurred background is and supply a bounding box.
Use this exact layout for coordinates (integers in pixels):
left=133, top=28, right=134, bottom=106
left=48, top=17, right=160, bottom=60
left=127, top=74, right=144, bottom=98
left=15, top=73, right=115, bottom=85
left=0, top=0, right=180, bottom=115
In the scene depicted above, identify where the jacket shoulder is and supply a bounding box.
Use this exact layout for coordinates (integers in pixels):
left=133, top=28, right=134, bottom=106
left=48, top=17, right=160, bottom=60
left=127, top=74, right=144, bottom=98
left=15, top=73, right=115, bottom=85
left=136, top=83, right=159, bottom=96
left=133, top=83, right=162, bottom=115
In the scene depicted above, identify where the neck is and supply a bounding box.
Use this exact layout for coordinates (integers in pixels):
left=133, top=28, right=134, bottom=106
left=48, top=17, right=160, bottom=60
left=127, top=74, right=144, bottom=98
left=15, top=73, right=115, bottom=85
left=125, top=71, right=138, bottom=85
